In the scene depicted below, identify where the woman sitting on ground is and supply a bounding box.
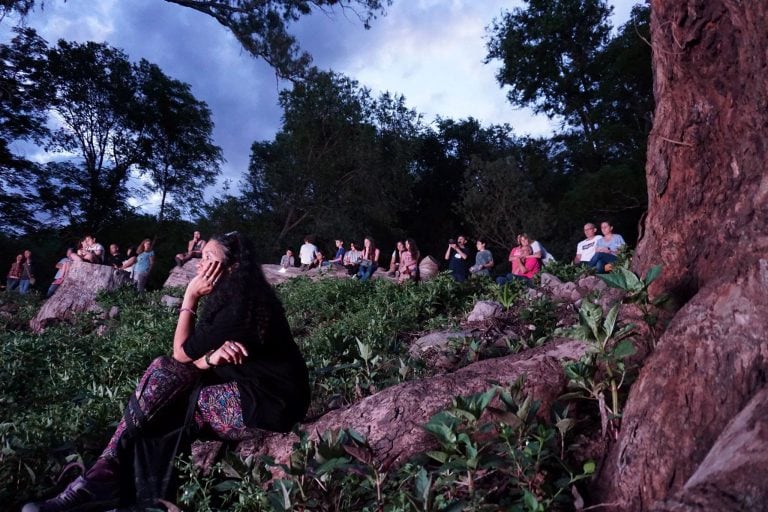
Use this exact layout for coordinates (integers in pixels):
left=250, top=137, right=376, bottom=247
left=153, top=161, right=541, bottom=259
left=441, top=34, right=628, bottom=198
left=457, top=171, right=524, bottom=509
left=356, top=236, right=381, bottom=281
left=588, top=221, right=626, bottom=273
left=23, top=232, right=310, bottom=512
left=398, top=239, right=420, bottom=283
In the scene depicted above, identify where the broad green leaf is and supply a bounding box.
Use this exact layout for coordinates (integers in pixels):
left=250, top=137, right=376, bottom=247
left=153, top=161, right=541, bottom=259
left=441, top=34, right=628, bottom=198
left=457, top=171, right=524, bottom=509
left=414, top=467, right=431, bottom=503
left=583, top=460, right=596, bottom=474
left=602, top=304, right=619, bottom=340
left=612, top=339, right=636, bottom=359
left=426, top=450, right=448, bottom=463
left=644, top=264, right=662, bottom=286
left=598, top=271, right=627, bottom=290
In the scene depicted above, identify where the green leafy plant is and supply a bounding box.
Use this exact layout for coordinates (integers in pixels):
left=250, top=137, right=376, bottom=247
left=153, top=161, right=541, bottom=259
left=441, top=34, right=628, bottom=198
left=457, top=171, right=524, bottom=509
left=599, top=264, right=667, bottom=345
left=558, top=301, right=636, bottom=437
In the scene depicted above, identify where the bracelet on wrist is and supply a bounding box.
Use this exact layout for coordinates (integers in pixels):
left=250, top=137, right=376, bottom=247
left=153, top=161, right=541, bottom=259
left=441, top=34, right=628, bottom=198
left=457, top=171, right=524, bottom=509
left=180, top=307, right=196, bottom=316
left=205, top=351, right=216, bottom=367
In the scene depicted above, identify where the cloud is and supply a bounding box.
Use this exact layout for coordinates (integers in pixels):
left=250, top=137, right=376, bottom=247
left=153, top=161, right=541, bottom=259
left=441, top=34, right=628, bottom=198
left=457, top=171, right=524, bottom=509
left=2, top=0, right=641, bottom=207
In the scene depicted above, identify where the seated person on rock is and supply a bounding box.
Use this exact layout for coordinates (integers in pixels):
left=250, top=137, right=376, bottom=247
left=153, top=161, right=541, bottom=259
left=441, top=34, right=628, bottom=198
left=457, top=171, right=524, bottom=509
left=71, top=235, right=104, bottom=264
left=574, top=223, right=602, bottom=265
left=397, top=239, right=420, bottom=283
left=328, top=239, right=346, bottom=269
left=22, top=232, right=310, bottom=512
left=279, top=249, right=295, bottom=273
left=520, top=233, right=555, bottom=266
left=588, top=221, right=626, bottom=273
left=356, top=236, right=380, bottom=281
left=387, top=240, right=405, bottom=277
left=104, top=244, right=125, bottom=268
left=469, top=238, right=494, bottom=278
left=298, top=236, right=318, bottom=272
left=496, top=244, right=540, bottom=287
left=343, top=242, right=362, bottom=276
left=175, top=231, right=206, bottom=267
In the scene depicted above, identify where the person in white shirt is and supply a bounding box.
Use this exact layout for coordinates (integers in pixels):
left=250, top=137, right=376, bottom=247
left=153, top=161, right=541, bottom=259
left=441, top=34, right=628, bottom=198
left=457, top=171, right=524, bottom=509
left=522, top=234, right=556, bottom=265
left=298, top=237, right=317, bottom=272
left=574, top=223, right=603, bottom=265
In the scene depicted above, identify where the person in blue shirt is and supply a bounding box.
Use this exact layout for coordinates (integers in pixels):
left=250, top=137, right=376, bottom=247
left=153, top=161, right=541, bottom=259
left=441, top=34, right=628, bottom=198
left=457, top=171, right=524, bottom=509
left=588, top=221, right=626, bottom=273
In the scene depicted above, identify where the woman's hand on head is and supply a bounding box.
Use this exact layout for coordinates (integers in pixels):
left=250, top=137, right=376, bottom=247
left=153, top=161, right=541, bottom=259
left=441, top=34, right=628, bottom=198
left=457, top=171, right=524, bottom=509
left=187, top=259, right=224, bottom=298
left=210, top=340, right=249, bottom=366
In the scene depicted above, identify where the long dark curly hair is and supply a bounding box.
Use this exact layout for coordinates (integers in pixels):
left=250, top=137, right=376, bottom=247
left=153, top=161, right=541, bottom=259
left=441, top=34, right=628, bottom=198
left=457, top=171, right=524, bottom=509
left=198, top=232, right=284, bottom=339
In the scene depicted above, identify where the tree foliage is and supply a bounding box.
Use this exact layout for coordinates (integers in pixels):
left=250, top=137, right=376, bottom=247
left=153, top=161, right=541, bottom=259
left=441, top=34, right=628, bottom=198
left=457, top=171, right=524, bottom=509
left=241, top=69, right=420, bottom=251
left=134, top=60, right=222, bottom=224
left=0, top=27, right=50, bottom=233
left=486, top=0, right=612, bottom=147
left=8, top=36, right=223, bottom=233
left=2, top=0, right=391, bottom=79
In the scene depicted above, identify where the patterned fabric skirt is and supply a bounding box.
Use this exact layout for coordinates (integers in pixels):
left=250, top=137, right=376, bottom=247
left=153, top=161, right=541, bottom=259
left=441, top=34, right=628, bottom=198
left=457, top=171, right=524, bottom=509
left=101, top=356, right=261, bottom=460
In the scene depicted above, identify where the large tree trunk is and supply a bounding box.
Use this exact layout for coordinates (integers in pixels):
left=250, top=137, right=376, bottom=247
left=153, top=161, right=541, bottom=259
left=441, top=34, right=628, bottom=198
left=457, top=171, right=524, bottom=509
left=596, top=2, right=768, bottom=509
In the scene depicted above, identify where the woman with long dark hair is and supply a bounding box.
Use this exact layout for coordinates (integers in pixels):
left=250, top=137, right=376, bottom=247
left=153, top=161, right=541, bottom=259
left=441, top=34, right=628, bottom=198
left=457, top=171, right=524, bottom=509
left=398, top=238, right=420, bottom=283
left=23, top=232, right=310, bottom=512
left=356, top=236, right=380, bottom=281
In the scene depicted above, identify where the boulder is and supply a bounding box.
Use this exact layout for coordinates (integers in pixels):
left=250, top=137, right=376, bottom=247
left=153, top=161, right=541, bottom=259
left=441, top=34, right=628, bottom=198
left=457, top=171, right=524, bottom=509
left=163, top=258, right=198, bottom=289
left=418, top=256, right=440, bottom=281
left=466, top=300, right=503, bottom=322
left=408, top=329, right=472, bottom=360
left=30, top=261, right=132, bottom=332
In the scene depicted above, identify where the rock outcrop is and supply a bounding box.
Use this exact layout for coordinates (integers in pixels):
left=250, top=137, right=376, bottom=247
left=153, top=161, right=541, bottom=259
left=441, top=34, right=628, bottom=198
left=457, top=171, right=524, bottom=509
left=30, top=261, right=132, bottom=332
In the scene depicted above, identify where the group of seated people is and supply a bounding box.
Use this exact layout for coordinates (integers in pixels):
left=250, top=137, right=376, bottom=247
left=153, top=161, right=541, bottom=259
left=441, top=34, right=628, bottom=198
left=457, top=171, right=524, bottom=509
left=445, top=220, right=626, bottom=286
left=282, top=236, right=421, bottom=284
left=280, top=221, right=625, bottom=287
left=47, top=234, right=158, bottom=295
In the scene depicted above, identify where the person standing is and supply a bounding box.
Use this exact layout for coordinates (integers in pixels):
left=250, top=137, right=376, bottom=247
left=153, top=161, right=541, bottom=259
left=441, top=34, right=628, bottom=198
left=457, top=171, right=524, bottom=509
left=123, top=239, right=155, bottom=293
left=574, top=223, right=602, bottom=265
left=134, top=239, right=155, bottom=293
left=6, top=254, right=23, bottom=293
left=19, top=249, right=35, bottom=294
left=445, top=235, right=471, bottom=282
left=47, top=248, right=74, bottom=298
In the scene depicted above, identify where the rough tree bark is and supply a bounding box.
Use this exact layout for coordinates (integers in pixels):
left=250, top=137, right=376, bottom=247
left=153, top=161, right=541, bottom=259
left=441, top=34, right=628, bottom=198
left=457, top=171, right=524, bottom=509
left=596, top=2, right=768, bottom=509
left=30, top=261, right=132, bottom=332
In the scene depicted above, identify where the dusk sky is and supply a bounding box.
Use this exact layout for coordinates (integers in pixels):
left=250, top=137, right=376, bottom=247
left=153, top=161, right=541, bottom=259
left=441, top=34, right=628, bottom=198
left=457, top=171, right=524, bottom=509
left=2, top=0, right=640, bottom=210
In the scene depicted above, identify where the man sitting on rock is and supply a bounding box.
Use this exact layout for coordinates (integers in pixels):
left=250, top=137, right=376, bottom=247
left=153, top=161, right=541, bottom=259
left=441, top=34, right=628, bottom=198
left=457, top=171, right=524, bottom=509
left=574, top=223, right=602, bottom=265
left=175, top=230, right=206, bottom=267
